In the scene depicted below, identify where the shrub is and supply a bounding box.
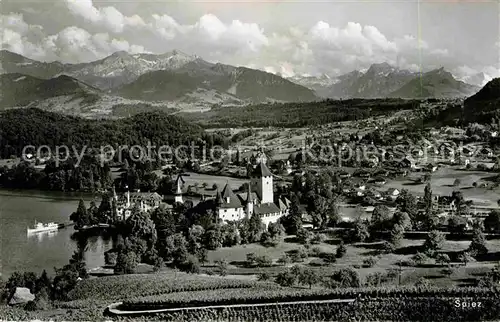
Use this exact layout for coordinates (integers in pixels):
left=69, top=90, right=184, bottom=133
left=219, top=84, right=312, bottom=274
left=311, top=233, right=326, bottom=245
left=435, top=253, right=451, bottom=266
left=181, top=255, right=201, bottom=274
left=215, top=259, right=228, bottom=276
left=309, top=246, right=322, bottom=257
left=415, top=277, right=430, bottom=288
left=114, top=250, right=138, bottom=275
left=104, top=251, right=118, bottom=266
left=363, top=256, right=378, bottom=268
left=255, top=255, right=273, bottom=268
left=336, top=242, right=347, bottom=258
left=412, top=252, right=430, bottom=266
left=325, top=267, right=361, bottom=288
left=289, top=248, right=308, bottom=263
left=320, top=252, right=337, bottom=264
left=275, top=269, right=296, bottom=287
left=257, top=272, right=271, bottom=281
left=277, top=254, right=291, bottom=266
left=365, top=272, right=384, bottom=287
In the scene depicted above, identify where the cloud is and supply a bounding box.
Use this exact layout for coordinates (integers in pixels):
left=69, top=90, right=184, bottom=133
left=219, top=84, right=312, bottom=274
left=2, top=1, right=488, bottom=79
left=1, top=13, right=145, bottom=63
left=64, top=0, right=146, bottom=33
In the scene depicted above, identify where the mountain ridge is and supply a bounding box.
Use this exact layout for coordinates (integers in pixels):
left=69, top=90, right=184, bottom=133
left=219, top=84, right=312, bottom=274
left=1, top=50, right=317, bottom=105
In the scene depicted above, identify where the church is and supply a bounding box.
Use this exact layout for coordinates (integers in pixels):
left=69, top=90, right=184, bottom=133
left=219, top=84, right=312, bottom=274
left=214, top=161, right=291, bottom=226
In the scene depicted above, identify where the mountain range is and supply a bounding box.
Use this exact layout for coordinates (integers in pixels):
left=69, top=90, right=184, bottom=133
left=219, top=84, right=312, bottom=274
left=0, top=49, right=482, bottom=117
left=290, top=63, right=479, bottom=99
left=0, top=50, right=316, bottom=113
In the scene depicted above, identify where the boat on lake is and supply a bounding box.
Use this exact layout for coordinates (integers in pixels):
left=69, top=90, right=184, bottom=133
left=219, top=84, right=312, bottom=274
left=27, top=221, right=59, bottom=234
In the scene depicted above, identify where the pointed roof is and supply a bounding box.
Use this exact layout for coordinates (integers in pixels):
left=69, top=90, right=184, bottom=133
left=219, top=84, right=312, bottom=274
left=251, top=161, right=272, bottom=177
left=246, top=183, right=253, bottom=203
left=219, top=183, right=243, bottom=208
left=175, top=174, right=184, bottom=195
left=215, top=186, right=223, bottom=205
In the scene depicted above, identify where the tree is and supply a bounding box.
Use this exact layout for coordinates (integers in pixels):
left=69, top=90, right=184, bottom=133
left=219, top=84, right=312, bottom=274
left=124, top=211, right=157, bottom=259
left=70, top=199, right=89, bottom=229
left=114, top=250, right=138, bottom=274
left=255, top=255, right=273, bottom=267
left=363, top=256, right=378, bottom=268
left=289, top=248, right=308, bottom=263
left=468, top=229, right=488, bottom=258
left=435, top=253, right=450, bottom=266
left=275, top=268, right=297, bottom=287
left=151, top=208, right=176, bottom=238
left=97, top=194, right=112, bottom=223
left=297, top=266, right=320, bottom=289
left=389, top=224, right=405, bottom=248
left=448, top=215, right=467, bottom=234
left=222, top=223, right=241, bottom=247
left=459, top=252, right=475, bottom=266
left=336, top=241, right=347, bottom=258
left=277, top=254, right=291, bottom=266
left=284, top=193, right=303, bottom=234
left=396, top=190, right=417, bottom=223
left=240, top=213, right=265, bottom=244
left=296, top=227, right=314, bottom=245
left=326, top=267, right=360, bottom=288
left=453, top=179, right=461, bottom=187
left=392, top=212, right=412, bottom=230
left=311, top=233, right=326, bottom=245
left=181, top=255, right=201, bottom=274
left=423, top=230, right=445, bottom=256
left=258, top=271, right=271, bottom=281
left=215, top=259, right=228, bottom=276
left=267, top=222, right=285, bottom=243
left=423, top=183, right=435, bottom=226
left=352, top=219, right=370, bottom=242
left=370, top=205, right=391, bottom=232
left=412, top=252, right=429, bottom=266
left=484, top=210, right=500, bottom=233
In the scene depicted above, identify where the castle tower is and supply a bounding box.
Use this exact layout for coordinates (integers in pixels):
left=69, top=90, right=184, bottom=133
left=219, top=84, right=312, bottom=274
left=245, top=183, right=254, bottom=216
left=174, top=174, right=184, bottom=204
left=250, top=161, right=273, bottom=204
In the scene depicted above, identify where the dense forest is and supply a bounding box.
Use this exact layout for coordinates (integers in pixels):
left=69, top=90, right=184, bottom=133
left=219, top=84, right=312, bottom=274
left=180, top=98, right=421, bottom=128
left=0, top=108, right=225, bottom=158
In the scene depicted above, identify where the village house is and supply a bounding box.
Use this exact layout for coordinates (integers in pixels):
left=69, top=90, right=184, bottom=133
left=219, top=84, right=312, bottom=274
left=399, top=156, right=416, bottom=169
left=461, top=146, right=474, bottom=157
left=426, top=163, right=438, bottom=172
left=479, top=147, right=494, bottom=158
left=386, top=188, right=400, bottom=201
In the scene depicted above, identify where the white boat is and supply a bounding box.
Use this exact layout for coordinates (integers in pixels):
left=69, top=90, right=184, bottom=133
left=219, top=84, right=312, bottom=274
left=27, top=221, right=59, bottom=234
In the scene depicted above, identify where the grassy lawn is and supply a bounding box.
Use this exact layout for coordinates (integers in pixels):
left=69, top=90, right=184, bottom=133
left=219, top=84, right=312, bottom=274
left=383, top=167, right=500, bottom=207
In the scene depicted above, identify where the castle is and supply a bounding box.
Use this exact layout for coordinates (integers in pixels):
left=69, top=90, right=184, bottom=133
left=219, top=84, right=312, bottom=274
left=112, top=187, right=162, bottom=220
left=214, top=161, right=290, bottom=226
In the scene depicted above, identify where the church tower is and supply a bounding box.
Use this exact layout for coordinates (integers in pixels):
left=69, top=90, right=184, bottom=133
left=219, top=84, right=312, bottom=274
left=245, top=183, right=254, bottom=216
left=174, top=174, right=184, bottom=204
left=250, top=161, right=273, bottom=204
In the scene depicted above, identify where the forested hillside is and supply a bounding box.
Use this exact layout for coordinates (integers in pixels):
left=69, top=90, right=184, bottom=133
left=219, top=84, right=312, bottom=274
left=0, top=109, right=207, bottom=158
left=180, top=99, right=420, bottom=128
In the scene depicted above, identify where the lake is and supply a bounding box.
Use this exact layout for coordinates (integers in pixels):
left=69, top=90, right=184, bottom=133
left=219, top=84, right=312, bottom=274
left=0, top=189, right=113, bottom=278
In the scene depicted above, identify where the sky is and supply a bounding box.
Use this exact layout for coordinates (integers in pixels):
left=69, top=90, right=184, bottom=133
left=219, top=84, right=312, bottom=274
left=1, top=0, right=499, bottom=81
